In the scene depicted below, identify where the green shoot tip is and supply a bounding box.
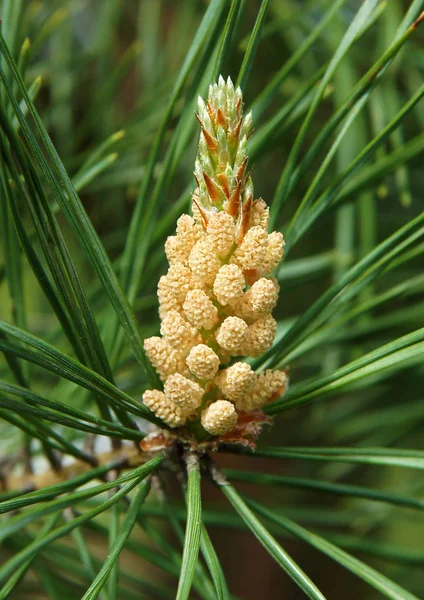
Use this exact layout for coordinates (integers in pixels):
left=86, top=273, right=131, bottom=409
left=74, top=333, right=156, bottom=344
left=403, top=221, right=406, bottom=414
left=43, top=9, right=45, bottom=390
left=112, top=130, right=126, bottom=142
left=22, top=38, right=31, bottom=52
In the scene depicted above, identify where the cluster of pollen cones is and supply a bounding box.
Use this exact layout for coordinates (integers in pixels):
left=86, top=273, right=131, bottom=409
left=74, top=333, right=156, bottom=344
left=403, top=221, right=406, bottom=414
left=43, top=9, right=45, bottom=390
left=142, top=76, right=288, bottom=443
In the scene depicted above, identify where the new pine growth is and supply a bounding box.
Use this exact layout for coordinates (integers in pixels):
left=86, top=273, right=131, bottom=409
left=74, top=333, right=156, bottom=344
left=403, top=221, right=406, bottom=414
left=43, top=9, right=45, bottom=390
left=143, top=76, right=287, bottom=437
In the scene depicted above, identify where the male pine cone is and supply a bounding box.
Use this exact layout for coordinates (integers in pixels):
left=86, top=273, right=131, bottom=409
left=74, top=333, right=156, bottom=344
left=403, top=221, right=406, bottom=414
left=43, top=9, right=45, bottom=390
left=142, top=76, right=287, bottom=437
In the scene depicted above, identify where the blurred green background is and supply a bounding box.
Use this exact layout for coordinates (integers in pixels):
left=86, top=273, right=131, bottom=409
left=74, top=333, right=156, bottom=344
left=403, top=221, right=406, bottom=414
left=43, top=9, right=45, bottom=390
left=1, top=1, right=424, bottom=598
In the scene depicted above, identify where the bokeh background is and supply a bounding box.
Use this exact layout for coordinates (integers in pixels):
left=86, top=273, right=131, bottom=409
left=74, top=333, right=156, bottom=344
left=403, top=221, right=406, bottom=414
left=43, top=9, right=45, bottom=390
left=1, top=1, right=424, bottom=598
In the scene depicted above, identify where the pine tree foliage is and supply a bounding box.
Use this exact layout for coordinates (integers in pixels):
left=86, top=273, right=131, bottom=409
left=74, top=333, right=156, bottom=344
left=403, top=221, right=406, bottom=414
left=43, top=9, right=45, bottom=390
left=0, top=1, right=424, bottom=598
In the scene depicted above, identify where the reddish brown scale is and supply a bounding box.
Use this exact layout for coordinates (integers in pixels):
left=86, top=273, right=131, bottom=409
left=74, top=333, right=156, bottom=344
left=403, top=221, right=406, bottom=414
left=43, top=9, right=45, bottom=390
left=192, top=195, right=208, bottom=230
left=228, top=179, right=242, bottom=216
left=233, top=117, right=243, bottom=142
left=139, top=410, right=273, bottom=453
left=219, top=410, right=273, bottom=450
left=140, top=431, right=176, bottom=452
left=195, top=113, right=218, bottom=151
left=236, top=156, right=248, bottom=183
left=235, top=97, right=242, bottom=117
left=206, top=99, right=214, bottom=120
left=203, top=382, right=214, bottom=394
left=245, top=165, right=255, bottom=182
left=203, top=171, right=222, bottom=203
left=236, top=192, right=252, bottom=243
left=270, top=388, right=286, bottom=402
left=216, top=107, right=226, bottom=128
left=217, top=172, right=230, bottom=199
left=243, top=268, right=261, bottom=286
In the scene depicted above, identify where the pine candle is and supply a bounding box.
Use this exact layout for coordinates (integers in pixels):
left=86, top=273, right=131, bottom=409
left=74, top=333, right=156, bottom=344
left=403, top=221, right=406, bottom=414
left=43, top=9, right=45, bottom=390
left=142, top=76, right=287, bottom=438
